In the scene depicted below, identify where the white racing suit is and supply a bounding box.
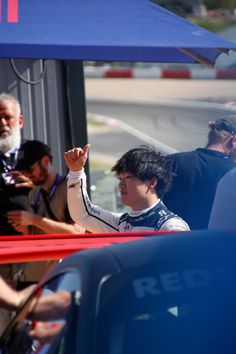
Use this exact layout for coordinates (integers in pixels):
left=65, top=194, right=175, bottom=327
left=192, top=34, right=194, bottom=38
left=67, top=170, right=190, bottom=233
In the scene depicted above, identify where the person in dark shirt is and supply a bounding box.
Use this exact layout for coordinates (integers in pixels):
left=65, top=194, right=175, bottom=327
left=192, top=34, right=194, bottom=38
left=163, top=117, right=236, bottom=230
left=0, top=93, right=32, bottom=236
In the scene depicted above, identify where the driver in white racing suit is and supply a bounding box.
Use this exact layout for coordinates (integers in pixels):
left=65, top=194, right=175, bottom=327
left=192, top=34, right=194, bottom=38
left=64, top=145, right=190, bottom=233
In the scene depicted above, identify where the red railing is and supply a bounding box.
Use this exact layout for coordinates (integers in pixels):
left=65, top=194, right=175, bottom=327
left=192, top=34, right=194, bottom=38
left=0, top=231, right=169, bottom=263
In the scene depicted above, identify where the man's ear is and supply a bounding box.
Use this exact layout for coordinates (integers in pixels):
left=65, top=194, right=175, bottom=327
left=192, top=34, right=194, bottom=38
left=150, top=176, right=158, bottom=189
left=228, top=135, right=236, bottom=162
left=41, top=155, right=50, bottom=167
left=19, top=115, right=24, bottom=128
left=227, top=134, right=236, bottom=149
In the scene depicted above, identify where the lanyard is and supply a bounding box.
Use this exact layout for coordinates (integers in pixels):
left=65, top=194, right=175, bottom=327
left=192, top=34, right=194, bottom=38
left=31, top=173, right=62, bottom=214
left=0, top=152, right=17, bottom=173
left=46, top=173, right=62, bottom=199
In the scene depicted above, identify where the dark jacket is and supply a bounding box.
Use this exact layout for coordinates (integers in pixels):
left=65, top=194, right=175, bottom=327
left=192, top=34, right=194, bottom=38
left=163, top=148, right=235, bottom=230
left=0, top=150, right=31, bottom=235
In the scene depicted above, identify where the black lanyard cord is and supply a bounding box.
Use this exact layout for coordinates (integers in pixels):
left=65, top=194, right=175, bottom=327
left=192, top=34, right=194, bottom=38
left=31, top=173, right=62, bottom=219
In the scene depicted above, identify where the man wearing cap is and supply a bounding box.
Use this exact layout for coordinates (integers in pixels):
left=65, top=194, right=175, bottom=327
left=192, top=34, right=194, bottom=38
left=6, top=140, right=84, bottom=290
left=163, top=117, right=236, bottom=230
left=7, top=140, right=84, bottom=235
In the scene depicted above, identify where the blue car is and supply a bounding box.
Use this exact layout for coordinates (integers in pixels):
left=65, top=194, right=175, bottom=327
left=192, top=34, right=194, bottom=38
left=1, top=229, right=236, bottom=354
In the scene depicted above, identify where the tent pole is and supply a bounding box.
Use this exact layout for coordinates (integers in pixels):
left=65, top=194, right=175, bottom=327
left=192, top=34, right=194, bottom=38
left=65, top=60, right=90, bottom=194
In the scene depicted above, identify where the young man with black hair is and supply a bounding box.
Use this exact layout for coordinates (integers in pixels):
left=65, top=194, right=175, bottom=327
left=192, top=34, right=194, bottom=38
left=163, top=117, right=236, bottom=230
left=64, top=144, right=189, bottom=232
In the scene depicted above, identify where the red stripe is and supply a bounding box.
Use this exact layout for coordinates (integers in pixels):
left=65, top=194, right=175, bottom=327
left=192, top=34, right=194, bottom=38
left=162, top=69, right=190, bottom=79
left=8, top=0, right=18, bottom=23
left=0, top=235, right=144, bottom=263
left=0, top=231, right=172, bottom=263
left=216, top=68, right=236, bottom=79
left=105, top=69, right=133, bottom=78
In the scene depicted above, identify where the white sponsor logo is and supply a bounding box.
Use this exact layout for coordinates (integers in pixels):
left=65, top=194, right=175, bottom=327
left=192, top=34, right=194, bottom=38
left=133, top=270, right=212, bottom=299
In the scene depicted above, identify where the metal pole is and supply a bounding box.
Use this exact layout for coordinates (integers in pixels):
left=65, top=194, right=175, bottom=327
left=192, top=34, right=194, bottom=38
left=65, top=60, right=90, bottom=193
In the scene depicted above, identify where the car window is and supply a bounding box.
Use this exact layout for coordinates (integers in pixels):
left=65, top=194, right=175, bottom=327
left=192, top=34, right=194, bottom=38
left=0, top=270, right=81, bottom=354
left=95, top=262, right=236, bottom=354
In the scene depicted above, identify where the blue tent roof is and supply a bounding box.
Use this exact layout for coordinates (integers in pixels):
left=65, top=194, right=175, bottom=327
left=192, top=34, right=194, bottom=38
left=0, top=0, right=236, bottom=66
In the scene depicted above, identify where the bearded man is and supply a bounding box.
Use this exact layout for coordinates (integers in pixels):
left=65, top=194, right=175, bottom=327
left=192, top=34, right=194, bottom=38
left=0, top=93, right=32, bottom=236
left=0, top=93, right=34, bottom=335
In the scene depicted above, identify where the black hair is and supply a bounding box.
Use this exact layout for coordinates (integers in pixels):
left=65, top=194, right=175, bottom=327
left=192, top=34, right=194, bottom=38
left=111, top=146, right=172, bottom=199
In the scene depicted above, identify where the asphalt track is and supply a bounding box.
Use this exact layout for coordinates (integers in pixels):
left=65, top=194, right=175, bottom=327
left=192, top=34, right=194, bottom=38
left=85, top=78, right=236, bottom=102
left=85, top=78, right=236, bottom=162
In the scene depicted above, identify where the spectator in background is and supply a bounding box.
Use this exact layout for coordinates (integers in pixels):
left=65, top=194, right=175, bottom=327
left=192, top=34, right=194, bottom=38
left=7, top=140, right=84, bottom=284
left=64, top=144, right=190, bottom=232
left=7, top=140, right=84, bottom=236
left=0, top=93, right=32, bottom=235
left=163, top=117, right=236, bottom=230
left=0, top=93, right=33, bottom=335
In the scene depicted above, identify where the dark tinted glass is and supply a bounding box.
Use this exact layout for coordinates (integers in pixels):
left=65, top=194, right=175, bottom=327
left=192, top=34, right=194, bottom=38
left=95, top=261, right=236, bottom=354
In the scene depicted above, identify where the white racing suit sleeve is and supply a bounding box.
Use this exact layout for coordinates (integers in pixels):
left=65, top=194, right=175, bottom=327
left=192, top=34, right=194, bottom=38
left=67, top=169, right=122, bottom=233
left=159, top=217, right=190, bottom=231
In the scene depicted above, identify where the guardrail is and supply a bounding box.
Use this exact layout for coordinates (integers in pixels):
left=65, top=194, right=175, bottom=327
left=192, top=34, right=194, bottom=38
left=84, top=66, right=236, bottom=79
left=0, top=231, right=171, bottom=263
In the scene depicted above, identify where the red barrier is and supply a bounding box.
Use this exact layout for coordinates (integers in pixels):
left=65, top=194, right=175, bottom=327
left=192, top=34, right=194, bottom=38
left=216, top=68, right=236, bottom=79
left=0, top=231, right=169, bottom=263
left=162, top=69, right=191, bottom=79
left=105, top=69, right=133, bottom=78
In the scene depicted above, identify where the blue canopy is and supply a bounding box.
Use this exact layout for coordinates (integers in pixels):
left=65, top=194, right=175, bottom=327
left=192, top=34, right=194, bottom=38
left=0, top=0, right=236, bottom=66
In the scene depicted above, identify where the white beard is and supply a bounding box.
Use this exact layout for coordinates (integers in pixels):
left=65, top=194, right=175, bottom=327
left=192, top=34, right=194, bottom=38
left=0, top=126, right=21, bottom=154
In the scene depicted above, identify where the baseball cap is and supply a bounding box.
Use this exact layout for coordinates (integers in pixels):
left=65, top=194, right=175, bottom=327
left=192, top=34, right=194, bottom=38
left=209, top=116, right=236, bottom=135
left=15, top=140, right=52, bottom=171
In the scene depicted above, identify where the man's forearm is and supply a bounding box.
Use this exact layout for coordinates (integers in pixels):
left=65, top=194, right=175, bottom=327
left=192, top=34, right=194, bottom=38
left=0, top=277, right=36, bottom=310
left=0, top=277, right=21, bottom=310
left=28, top=291, right=72, bottom=321
left=32, top=214, right=84, bottom=234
